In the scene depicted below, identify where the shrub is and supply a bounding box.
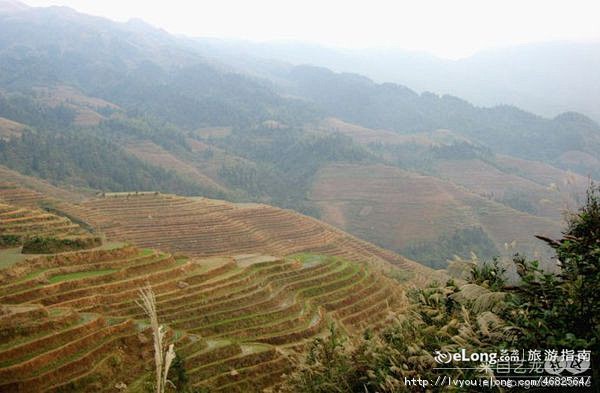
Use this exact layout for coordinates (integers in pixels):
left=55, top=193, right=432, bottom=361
left=469, top=257, right=506, bottom=291
left=0, top=234, right=22, bottom=248
left=21, top=236, right=101, bottom=254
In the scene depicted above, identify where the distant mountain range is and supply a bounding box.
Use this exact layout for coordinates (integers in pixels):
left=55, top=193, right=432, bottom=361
left=190, top=38, right=600, bottom=124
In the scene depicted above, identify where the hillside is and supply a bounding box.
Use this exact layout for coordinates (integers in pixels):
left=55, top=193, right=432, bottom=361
left=0, top=166, right=89, bottom=204
left=0, top=199, right=99, bottom=254
left=194, top=39, right=600, bottom=123
left=0, top=4, right=319, bottom=129
left=0, top=181, right=436, bottom=278
left=0, top=244, right=406, bottom=392
left=1, top=3, right=598, bottom=174
left=310, top=163, right=562, bottom=268
left=52, top=193, right=431, bottom=278
left=0, top=117, right=25, bottom=139
left=0, top=3, right=596, bottom=391
left=306, top=118, right=589, bottom=266
left=123, top=140, right=231, bottom=196
left=316, top=118, right=591, bottom=210
left=0, top=185, right=427, bottom=392
left=283, top=65, right=600, bottom=172
left=0, top=2, right=596, bottom=267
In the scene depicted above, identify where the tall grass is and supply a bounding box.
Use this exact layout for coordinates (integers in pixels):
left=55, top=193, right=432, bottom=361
left=137, top=285, right=176, bottom=393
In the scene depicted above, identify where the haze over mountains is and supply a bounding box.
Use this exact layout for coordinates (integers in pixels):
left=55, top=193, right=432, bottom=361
left=193, top=38, right=600, bottom=123
left=0, top=0, right=598, bottom=267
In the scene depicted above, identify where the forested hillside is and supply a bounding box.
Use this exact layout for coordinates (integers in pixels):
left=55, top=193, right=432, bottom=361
left=190, top=39, right=600, bottom=124
left=0, top=1, right=598, bottom=266
left=283, top=65, right=600, bottom=170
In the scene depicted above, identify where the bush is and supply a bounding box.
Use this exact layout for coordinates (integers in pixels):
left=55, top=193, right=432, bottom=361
left=21, top=236, right=101, bottom=254
left=469, top=257, right=506, bottom=291
left=0, top=234, right=22, bottom=248
left=507, top=183, right=600, bottom=350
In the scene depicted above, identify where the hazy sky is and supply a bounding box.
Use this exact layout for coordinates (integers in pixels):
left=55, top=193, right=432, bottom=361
left=22, top=0, right=600, bottom=59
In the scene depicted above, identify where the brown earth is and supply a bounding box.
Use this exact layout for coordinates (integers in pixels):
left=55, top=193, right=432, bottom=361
left=0, top=240, right=411, bottom=392
left=310, top=163, right=562, bottom=259
left=0, top=117, right=25, bottom=140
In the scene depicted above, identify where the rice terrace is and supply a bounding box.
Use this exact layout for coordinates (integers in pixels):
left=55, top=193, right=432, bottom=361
left=0, top=188, right=430, bottom=392
left=0, top=1, right=599, bottom=392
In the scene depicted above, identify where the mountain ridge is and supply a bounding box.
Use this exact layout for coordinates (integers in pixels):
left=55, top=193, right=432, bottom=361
left=0, top=1, right=597, bottom=266
left=190, top=37, right=600, bottom=122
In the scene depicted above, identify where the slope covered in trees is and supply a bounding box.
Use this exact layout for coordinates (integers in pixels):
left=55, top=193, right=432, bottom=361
left=283, top=65, right=600, bottom=170
left=0, top=128, right=225, bottom=198
left=191, top=39, right=600, bottom=124
left=0, top=2, right=597, bottom=266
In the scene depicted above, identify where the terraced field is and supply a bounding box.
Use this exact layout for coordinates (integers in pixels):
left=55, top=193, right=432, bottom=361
left=0, top=172, right=87, bottom=206
left=0, top=244, right=405, bottom=392
left=0, top=186, right=440, bottom=391
left=55, top=193, right=434, bottom=279
left=430, top=158, right=588, bottom=220
left=0, top=304, right=147, bottom=393
left=310, top=163, right=562, bottom=259
left=0, top=117, right=25, bottom=140
left=0, top=200, right=97, bottom=251
left=0, top=182, right=53, bottom=208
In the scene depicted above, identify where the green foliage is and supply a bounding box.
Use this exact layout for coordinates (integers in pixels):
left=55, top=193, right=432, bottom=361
left=288, top=66, right=600, bottom=168
left=100, top=63, right=319, bottom=129
left=47, top=268, right=117, bottom=283
left=431, top=142, right=492, bottom=160
left=0, top=129, right=223, bottom=197
left=0, top=92, right=75, bottom=131
left=166, top=353, right=189, bottom=392
left=0, top=234, right=22, bottom=248
left=403, top=227, right=499, bottom=269
left=373, top=142, right=436, bottom=173
left=280, top=282, right=510, bottom=393
left=214, top=127, right=373, bottom=215
left=506, top=183, right=600, bottom=350
left=21, top=235, right=101, bottom=254
left=498, top=191, right=537, bottom=214
left=96, top=117, right=191, bottom=152
left=280, top=324, right=355, bottom=393
left=468, top=258, right=507, bottom=292
left=384, top=268, right=415, bottom=284
left=0, top=11, right=319, bottom=130
left=162, top=352, right=211, bottom=393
